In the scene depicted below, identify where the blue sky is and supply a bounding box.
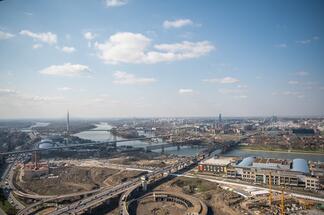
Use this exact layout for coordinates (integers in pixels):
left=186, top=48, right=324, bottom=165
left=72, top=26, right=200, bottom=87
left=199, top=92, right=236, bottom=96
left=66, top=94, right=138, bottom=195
left=0, top=0, right=323, bottom=118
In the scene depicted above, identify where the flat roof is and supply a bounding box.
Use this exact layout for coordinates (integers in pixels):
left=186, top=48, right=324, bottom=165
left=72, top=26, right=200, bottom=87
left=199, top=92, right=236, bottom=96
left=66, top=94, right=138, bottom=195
left=200, top=156, right=236, bottom=166
left=254, top=158, right=290, bottom=165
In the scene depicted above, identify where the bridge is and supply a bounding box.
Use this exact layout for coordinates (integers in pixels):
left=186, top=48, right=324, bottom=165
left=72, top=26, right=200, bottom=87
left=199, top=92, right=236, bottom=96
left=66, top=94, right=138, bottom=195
left=18, top=155, right=200, bottom=215
left=0, top=136, right=162, bottom=156
left=11, top=138, right=239, bottom=215
left=47, top=156, right=196, bottom=215
left=144, top=143, right=178, bottom=152
left=15, top=140, right=237, bottom=215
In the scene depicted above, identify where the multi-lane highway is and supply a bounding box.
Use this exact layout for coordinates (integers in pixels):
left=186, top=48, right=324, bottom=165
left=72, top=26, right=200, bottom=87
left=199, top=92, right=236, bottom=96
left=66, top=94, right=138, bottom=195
left=47, top=157, right=196, bottom=215
left=1, top=156, right=25, bottom=211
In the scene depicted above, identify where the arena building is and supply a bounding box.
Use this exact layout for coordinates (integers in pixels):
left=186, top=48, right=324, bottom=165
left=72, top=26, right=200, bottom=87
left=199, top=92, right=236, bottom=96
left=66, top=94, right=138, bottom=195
left=198, top=156, right=323, bottom=191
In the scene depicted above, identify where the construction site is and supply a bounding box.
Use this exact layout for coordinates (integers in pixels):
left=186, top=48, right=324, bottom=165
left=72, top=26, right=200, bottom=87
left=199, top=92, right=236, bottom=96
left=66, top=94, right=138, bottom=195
left=1, top=152, right=322, bottom=215
left=1, top=115, right=323, bottom=215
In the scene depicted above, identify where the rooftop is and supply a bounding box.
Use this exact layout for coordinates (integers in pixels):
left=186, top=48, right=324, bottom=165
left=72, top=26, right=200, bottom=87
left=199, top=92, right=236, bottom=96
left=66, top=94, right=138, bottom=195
left=254, top=158, right=290, bottom=165
left=200, top=156, right=237, bottom=166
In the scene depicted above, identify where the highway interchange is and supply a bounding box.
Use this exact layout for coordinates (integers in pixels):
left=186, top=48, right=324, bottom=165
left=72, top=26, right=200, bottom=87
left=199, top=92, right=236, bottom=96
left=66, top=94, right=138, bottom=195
left=1, top=137, right=324, bottom=215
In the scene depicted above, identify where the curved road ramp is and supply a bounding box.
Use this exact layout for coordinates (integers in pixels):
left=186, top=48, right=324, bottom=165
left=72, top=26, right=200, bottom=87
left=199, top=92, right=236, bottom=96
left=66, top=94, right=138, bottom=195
left=122, top=191, right=208, bottom=215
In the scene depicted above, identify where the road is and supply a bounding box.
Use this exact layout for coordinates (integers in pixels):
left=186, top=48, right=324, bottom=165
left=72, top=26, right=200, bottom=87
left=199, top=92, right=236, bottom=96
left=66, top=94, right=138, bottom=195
left=0, top=156, right=25, bottom=212
left=0, top=136, right=168, bottom=156
left=0, top=208, right=6, bottom=215
left=6, top=162, right=25, bottom=210
left=47, top=157, right=196, bottom=215
left=176, top=173, right=324, bottom=203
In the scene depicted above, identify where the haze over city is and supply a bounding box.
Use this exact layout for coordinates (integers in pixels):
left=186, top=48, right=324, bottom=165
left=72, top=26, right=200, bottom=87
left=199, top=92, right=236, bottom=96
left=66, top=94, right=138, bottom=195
left=0, top=0, right=323, bottom=118
left=1, top=1, right=324, bottom=215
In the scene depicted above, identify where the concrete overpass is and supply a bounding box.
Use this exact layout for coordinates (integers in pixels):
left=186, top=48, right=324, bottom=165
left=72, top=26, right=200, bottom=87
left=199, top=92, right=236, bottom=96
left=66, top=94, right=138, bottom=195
left=45, top=157, right=197, bottom=215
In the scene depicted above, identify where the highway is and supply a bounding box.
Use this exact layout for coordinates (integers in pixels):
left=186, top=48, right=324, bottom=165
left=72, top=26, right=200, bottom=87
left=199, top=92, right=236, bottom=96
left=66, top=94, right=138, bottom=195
left=1, top=156, right=25, bottom=211
left=0, top=136, right=164, bottom=156
left=48, top=179, right=141, bottom=215
left=15, top=144, right=227, bottom=215
left=175, top=173, right=324, bottom=203
left=47, top=157, right=196, bottom=215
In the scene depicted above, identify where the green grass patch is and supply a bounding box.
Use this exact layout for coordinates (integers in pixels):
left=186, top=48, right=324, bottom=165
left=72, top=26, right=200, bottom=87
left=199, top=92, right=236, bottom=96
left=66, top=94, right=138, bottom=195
left=172, top=177, right=219, bottom=194
left=0, top=189, right=18, bottom=215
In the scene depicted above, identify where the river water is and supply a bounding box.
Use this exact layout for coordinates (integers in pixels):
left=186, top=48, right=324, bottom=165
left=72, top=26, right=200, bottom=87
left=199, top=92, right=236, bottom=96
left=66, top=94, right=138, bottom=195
left=74, top=123, right=324, bottom=161
left=73, top=123, right=204, bottom=156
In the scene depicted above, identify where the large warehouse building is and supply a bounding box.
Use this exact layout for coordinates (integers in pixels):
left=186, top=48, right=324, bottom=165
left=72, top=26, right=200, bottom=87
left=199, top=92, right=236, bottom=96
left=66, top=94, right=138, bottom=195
left=198, top=156, right=323, bottom=190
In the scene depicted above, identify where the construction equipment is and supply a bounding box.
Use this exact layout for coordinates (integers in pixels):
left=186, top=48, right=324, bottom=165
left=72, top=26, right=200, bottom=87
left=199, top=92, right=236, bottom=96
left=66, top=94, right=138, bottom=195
left=281, top=187, right=285, bottom=215
left=269, top=171, right=273, bottom=206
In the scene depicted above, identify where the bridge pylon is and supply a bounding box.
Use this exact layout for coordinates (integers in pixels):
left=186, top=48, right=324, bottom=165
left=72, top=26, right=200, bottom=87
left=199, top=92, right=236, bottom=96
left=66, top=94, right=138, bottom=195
left=112, top=134, right=117, bottom=148
left=141, top=176, right=148, bottom=191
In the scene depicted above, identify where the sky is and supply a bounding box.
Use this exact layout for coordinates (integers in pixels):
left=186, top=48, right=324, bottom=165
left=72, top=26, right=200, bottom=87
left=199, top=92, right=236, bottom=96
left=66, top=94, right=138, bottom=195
left=0, top=0, right=323, bottom=118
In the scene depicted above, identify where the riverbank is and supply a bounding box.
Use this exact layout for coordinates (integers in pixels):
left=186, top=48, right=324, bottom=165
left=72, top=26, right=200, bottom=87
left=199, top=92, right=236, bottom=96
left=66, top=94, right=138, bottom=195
left=237, top=145, right=324, bottom=155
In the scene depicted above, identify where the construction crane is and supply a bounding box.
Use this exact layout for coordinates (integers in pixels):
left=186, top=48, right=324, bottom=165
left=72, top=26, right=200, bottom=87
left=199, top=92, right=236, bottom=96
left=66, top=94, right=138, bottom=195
left=269, top=171, right=273, bottom=206
left=281, top=187, right=285, bottom=215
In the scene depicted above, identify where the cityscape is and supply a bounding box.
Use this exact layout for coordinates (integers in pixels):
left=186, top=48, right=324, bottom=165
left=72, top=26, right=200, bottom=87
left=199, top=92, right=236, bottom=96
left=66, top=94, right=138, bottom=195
left=0, top=1, right=324, bottom=215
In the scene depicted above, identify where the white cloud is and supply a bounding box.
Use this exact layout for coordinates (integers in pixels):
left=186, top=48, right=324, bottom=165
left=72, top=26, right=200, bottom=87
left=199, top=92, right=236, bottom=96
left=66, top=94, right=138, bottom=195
left=61, top=46, right=76, bottom=53
left=163, top=19, right=193, bottom=29
left=32, top=44, right=43, bottom=49
left=84, top=32, right=97, bottom=47
left=113, top=71, right=156, bottom=85
left=57, top=87, right=71, bottom=91
left=203, top=76, right=240, bottom=84
left=0, top=89, right=64, bottom=105
left=106, top=0, right=127, bottom=7
left=296, top=71, right=309, bottom=76
left=0, top=31, right=15, bottom=40
left=20, top=30, right=57, bottom=44
left=31, top=96, right=64, bottom=102
left=237, top=84, right=248, bottom=89
left=83, top=32, right=96, bottom=40
left=95, top=32, right=214, bottom=64
left=282, top=91, right=304, bottom=98
left=296, top=36, right=319, bottom=45
left=296, top=39, right=311, bottom=45
left=39, top=63, right=91, bottom=77
left=0, top=88, right=17, bottom=95
left=288, top=80, right=299, bottom=85
left=275, top=43, right=287, bottom=48
left=178, top=88, right=195, bottom=95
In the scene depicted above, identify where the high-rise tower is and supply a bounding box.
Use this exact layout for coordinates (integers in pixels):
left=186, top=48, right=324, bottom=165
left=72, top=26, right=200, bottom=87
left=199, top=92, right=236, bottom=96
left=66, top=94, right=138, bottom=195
left=67, top=110, right=70, bottom=136
left=219, top=113, right=222, bottom=123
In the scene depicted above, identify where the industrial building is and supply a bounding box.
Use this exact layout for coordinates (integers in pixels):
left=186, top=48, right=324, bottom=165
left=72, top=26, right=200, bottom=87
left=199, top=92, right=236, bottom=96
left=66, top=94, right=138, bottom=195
left=198, top=156, right=238, bottom=175
left=198, top=156, right=324, bottom=191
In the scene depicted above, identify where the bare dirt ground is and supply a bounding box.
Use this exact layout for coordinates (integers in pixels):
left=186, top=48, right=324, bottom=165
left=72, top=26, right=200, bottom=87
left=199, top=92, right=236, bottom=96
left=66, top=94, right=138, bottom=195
left=152, top=177, right=244, bottom=215
left=16, top=166, right=143, bottom=196
left=137, top=201, right=187, bottom=215
left=107, top=153, right=179, bottom=168
left=104, top=170, right=144, bottom=186
left=49, top=153, right=178, bottom=169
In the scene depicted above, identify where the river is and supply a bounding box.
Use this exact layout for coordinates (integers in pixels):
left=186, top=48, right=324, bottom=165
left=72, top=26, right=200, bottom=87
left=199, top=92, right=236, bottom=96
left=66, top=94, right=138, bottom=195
left=74, top=123, right=324, bottom=161
left=73, top=122, right=206, bottom=156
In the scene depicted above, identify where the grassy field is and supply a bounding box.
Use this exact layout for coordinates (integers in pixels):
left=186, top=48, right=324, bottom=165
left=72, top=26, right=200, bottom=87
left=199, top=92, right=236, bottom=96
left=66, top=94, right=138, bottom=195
left=172, top=177, right=220, bottom=194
